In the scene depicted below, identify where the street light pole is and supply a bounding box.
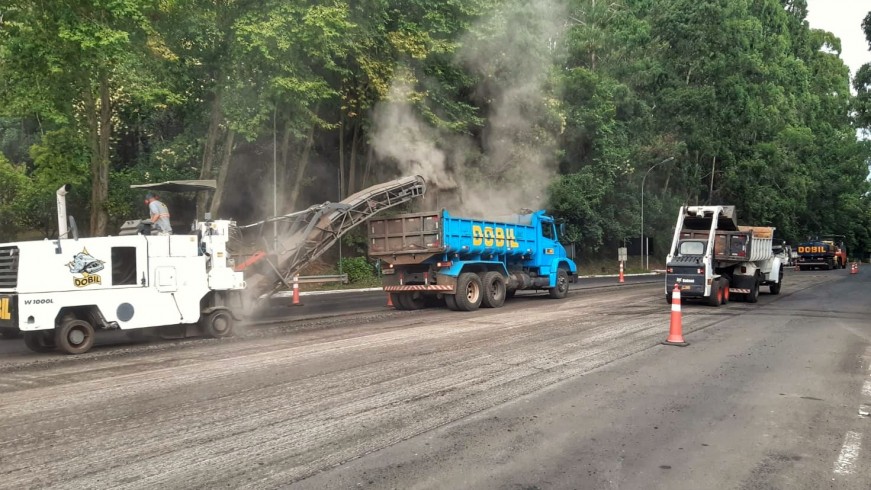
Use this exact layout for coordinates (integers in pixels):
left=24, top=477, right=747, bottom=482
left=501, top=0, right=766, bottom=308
left=641, top=156, right=675, bottom=270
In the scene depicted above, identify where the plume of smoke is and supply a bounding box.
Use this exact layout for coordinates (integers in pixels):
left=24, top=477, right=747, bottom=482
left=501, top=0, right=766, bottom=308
left=370, top=0, right=567, bottom=217
left=371, top=83, right=461, bottom=193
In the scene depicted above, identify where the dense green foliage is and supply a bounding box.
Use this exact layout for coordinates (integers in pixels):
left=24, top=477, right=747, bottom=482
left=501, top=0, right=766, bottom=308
left=1, top=0, right=869, bottom=257
left=339, top=256, right=376, bottom=284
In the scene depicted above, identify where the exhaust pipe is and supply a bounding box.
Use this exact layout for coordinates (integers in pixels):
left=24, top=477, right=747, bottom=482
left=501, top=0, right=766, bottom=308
left=56, top=184, right=71, bottom=238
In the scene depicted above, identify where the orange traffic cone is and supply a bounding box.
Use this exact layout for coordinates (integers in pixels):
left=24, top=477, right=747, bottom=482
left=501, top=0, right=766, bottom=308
left=663, top=284, right=689, bottom=346
left=619, top=260, right=625, bottom=284
left=851, top=262, right=859, bottom=275
left=291, top=274, right=303, bottom=306
left=386, top=292, right=394, bottom=308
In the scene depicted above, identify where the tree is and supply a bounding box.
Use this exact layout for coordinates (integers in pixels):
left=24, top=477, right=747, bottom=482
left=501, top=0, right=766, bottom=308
left=0, top=0, right=173, bottom=236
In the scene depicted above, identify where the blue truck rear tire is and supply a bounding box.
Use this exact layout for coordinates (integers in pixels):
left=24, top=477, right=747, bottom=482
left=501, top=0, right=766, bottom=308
left=454, top=272, right=483, bottom=311
left=481, top=271, right=506, bottom=308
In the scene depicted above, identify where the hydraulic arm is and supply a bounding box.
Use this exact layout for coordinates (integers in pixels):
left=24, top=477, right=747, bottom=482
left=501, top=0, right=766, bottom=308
left=236, top=175, right=426, bottom=300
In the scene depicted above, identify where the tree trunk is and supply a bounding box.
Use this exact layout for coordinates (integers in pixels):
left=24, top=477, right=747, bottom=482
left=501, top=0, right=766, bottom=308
left=198, top=91, right=223, bottom=217
left=348, top=120, right=359, bottom=195
left=338, top=112, right=345, bottom=200
left=209, top=129, right=235, bottom=217
left=287, top=122, right=316, bottom=212
left=86, top=73, right=112, bottom=237
left=278, top=122, right=292, bottom=215
left=708, top=155, right=716, bottom=204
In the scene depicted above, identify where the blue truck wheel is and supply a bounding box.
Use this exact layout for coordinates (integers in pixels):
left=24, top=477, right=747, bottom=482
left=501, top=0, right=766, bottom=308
left=548, top=269, right=569, bottom=299
left=481, top=272, right=506, bottom=308
left=454, top=272, right=483, bottom=311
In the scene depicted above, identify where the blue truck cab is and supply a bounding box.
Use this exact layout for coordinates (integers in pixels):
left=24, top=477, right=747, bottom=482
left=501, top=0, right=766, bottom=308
left=368, top=209, right=577, bottom=311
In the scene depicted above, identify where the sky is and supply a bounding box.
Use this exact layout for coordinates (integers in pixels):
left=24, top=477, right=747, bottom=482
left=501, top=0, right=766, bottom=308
left=805, top=0, right=869, bottom=78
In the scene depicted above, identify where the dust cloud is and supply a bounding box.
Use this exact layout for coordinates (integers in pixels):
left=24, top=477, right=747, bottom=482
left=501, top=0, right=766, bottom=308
left=371, top=0, right=567, bottom=218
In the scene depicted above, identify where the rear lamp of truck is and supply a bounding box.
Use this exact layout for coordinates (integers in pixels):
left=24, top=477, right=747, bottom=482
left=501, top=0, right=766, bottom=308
left=667, top=267, right=673, bottom=273
left=436, top=261, right=453, bottom=268
left=697, top=268, right=704, bottom=274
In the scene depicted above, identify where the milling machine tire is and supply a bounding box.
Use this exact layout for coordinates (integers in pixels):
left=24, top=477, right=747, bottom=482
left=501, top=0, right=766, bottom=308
left=548, top=268, right=569, bottom=299
left=55, top=319, right=95, bottom=355
left=201, top=309, right=234, bottom=338
left=453, top=272, right=483, bottom=311
left=481, top=271, right=507, bottom=308
left=23, top=331, right=55, bottom=353
left=721, top=279, right=730, bottom=305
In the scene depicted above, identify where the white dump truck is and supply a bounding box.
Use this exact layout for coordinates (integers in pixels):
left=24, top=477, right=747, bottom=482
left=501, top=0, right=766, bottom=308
left=664, top=205, right=783, bottom=306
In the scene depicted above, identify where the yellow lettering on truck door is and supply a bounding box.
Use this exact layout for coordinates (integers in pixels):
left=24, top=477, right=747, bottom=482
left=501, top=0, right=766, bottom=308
left=473, top=225, right=483, bottom=246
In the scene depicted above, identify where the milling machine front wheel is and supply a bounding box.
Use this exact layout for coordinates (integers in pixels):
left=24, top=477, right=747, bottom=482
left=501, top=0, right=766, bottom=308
left=201, top=309, right=234, bottom=338
left=55, top=319, right=95, bottom=355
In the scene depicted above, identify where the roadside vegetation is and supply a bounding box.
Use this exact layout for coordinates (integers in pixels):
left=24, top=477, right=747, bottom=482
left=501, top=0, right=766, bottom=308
left=1, top=0, right=869, bottom=261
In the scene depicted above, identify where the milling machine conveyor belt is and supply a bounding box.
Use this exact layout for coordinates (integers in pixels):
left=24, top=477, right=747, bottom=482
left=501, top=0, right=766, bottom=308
left=237, top=175, right=426, bottom=300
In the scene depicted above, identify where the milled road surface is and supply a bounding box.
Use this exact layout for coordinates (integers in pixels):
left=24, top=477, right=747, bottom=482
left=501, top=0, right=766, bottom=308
left=0, top=268, right=868, bottom=489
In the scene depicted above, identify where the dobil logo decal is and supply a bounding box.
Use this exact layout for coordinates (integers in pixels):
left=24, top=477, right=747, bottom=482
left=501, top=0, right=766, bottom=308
left=67, top=248, right=105, bottom=287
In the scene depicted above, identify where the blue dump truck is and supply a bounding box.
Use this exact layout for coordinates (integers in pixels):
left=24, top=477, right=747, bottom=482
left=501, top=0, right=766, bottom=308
left=795, top=237, right=847, bottom=270
left=368, top=209, right=577, bottom=311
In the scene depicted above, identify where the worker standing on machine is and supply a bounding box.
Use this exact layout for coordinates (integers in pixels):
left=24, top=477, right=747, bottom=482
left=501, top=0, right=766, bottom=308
left=144, top=192, right=172, bottom=235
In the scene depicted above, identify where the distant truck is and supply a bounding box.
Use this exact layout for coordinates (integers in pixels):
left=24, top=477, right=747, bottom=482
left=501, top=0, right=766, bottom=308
left=772, top=240, right=792, bottom=266
left=368, top=209, right=577, bottom=311
left=665, top=205, right=783, bottom=306
left=796, top=236, right=847, bottom=270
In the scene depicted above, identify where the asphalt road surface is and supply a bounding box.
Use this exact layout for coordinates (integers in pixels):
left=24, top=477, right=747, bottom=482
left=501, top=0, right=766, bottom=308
left=0, top=268, right=868, bottom=489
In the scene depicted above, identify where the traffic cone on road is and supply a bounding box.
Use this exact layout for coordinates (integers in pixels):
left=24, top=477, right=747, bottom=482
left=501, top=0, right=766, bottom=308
left=619, top=261, right=625, bottom=284
left=292, top=274, right=303, bottom=306
left=851, top=262, right=859, bottom=275
left=663, top=284, right=689, bottom=347
left=386, top=292, right=394, bottom=308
